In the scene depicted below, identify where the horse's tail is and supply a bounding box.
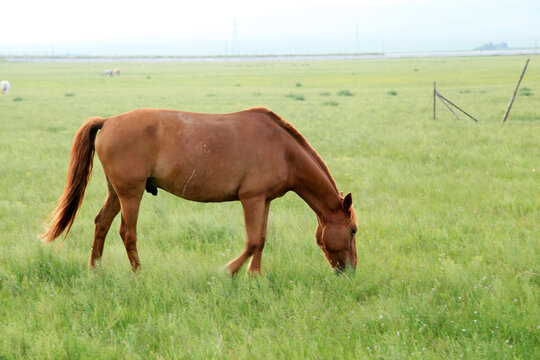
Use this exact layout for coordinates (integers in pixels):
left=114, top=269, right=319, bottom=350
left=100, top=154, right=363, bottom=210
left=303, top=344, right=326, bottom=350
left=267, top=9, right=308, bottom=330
left=40, top=117, right=107, bottom=243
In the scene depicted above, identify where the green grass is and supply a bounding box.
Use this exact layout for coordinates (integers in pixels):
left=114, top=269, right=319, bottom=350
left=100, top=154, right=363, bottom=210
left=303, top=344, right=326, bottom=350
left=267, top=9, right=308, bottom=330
left=337, top=89, right=354, bottom=96
left=519, top=87, right=534, bottom=96
left=0, top=56, right=539, bottom=359
left=285, top=93, right=306, bottom=101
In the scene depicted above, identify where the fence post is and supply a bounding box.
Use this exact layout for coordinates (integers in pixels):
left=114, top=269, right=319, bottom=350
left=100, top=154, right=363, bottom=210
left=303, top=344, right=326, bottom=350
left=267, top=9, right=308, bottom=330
left=433, top=81, right=436, bottom=120
left=501, top=58, right=530, bottom=124
left=437, top=93, right=461, bottom=120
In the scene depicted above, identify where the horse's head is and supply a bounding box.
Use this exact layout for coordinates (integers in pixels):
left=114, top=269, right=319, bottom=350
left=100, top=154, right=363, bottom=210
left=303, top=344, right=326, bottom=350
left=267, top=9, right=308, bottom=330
left=316, top=193, right=358, bottom=272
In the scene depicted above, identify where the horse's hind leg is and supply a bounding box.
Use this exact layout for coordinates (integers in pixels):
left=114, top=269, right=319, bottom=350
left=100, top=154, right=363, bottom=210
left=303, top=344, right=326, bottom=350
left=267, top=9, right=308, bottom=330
left=117, top=189, right=144, bottom=272
left=90, top=179, right=120, bottom=268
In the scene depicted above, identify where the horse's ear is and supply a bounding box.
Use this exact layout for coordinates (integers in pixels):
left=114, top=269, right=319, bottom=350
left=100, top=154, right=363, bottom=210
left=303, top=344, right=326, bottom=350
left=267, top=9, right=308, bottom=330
left=343, top=193, right=353, bottom=212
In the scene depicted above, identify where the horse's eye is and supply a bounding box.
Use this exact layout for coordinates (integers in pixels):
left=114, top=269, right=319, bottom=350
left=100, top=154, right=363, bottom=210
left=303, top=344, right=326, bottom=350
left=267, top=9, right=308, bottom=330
left=351, top=229, right=357, bottom=235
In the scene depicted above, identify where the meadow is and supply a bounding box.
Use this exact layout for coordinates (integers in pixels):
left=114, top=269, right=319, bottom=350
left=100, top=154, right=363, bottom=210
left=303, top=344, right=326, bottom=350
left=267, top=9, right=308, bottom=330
left=0, top=55, right=538, bottom=359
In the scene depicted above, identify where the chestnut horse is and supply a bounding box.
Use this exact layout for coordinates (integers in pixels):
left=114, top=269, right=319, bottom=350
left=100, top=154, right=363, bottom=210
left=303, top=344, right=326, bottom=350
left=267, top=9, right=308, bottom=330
left=41, top=107, right=358, bottom=274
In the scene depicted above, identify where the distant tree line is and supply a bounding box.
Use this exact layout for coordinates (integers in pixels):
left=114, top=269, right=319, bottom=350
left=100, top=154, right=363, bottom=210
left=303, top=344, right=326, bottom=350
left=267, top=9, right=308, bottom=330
left=473, top=42, right=508, bottom=51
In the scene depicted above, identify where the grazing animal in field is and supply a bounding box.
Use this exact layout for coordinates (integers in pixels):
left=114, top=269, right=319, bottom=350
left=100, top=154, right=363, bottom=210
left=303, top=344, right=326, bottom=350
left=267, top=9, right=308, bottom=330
left=41, top=107, right=358, bottom=274
left=101, top=70, right=113, bottom=77
left=112, top=69, right=120, bottom=76
left=1, top=80, right=10, bottom=96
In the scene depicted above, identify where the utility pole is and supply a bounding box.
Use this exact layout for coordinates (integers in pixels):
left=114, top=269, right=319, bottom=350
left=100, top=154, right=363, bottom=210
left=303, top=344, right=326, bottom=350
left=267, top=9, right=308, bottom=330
left=355, top=21, right=360, bottom=53
left=233, top=19, right=239, bottom=55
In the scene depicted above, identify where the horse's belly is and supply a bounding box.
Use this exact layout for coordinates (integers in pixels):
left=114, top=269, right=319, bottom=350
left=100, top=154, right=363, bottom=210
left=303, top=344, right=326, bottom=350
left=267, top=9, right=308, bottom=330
left=153, top=156, right=288, bottom=203
left=151, top=162, right=242, bottom=202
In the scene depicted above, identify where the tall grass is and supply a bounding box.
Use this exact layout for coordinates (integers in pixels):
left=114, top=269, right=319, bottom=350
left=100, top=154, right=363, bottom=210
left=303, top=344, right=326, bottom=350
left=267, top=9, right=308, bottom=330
left=0, top=56, right=538, bottom=359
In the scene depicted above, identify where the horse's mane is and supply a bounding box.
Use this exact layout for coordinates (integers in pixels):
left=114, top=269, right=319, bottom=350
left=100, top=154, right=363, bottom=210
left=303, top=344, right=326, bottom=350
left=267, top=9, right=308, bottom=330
left=250, top=107, right=339, bottom=194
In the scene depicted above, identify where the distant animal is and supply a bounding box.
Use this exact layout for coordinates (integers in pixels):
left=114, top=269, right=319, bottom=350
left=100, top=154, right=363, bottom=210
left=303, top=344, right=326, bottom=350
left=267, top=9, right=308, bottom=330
left=41, top=107, right=358, bottom=275
left=112, top=69, right=120, bottom=76
left=1, top=80, right=10, bottom=96
left=101, top=70, right=113, bottom=77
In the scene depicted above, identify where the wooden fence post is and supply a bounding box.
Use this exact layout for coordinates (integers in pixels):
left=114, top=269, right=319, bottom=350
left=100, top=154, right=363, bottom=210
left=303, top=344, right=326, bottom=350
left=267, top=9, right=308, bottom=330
left=501, top=58, right=530, bottom=124
left=437, top=93, right=461, bottom=120
left=433, top=81, right=436, bottom=120
left=433, top=81, right=479, bottom=122
left=436, top=92, right=479, bottom=122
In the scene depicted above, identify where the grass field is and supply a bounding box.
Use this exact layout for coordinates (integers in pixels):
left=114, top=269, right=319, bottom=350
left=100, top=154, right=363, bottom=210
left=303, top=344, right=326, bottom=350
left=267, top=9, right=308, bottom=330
left=0, top=55, right=539, bottom=359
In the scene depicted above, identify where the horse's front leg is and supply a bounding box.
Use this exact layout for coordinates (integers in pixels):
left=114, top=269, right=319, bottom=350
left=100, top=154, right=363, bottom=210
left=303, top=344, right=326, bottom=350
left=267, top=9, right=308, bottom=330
left=226, top=197, right=270, bottom=275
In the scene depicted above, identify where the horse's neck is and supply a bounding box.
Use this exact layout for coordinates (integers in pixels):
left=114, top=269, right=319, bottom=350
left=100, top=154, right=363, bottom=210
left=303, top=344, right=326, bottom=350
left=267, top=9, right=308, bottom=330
left=291, top=151, right=342, bottom=221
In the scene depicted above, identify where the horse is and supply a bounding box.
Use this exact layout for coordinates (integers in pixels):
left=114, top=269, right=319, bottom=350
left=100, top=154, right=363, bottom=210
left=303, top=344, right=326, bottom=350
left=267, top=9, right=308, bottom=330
left=40, top=107, right=358, bottom=274
left=112, top=69, right=120, bottom=76
left=101, top=70, right=113, bottom=77
left=1, top=80, right=10, bottom=96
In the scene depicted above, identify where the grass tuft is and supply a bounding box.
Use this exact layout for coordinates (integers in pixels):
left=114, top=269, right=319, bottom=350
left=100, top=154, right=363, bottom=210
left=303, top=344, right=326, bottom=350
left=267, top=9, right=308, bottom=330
left=519, top=87, right=533, bottom=96
left=337, top=90, right=354, bottom=96
left=323, top=101, right=339, bottom=107
left=286, top=93, right=305, bottom=101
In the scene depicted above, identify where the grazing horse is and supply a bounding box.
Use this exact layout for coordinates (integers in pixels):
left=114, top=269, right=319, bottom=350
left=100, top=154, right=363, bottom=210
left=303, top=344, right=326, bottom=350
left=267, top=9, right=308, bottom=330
left=101, top=70, right=113, bottom=77
left=41, top=107, right=358, bottom=274
left=1, top=80, right=10, bottom=96
left=112, top=69, right=120, bottom=76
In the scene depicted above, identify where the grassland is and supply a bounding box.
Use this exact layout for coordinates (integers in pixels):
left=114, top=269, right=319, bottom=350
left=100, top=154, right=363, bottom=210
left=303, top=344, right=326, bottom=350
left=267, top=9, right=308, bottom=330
left=0, top=56, right=538, bottom=359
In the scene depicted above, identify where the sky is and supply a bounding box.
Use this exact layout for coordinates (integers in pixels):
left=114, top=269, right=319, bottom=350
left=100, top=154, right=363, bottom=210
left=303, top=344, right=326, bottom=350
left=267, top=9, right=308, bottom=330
left=1, top=0, right=539, bottom=55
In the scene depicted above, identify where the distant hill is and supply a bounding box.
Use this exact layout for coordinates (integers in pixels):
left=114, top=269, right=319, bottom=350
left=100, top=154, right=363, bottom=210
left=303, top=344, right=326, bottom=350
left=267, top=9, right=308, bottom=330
left=474, top=42, right=508, bottom=51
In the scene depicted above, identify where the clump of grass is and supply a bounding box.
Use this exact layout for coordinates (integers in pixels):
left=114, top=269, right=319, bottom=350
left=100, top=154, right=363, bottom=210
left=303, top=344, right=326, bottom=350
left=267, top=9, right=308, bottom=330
left=286, top=93, right=305, bottom=101
left=296, top=83, right=302, bottom=87
left=519, top=87, right=533, bottom=96
left=206, top=93, right=216, bottom=97
left=13, top=97, right=23, bottom=102
left=323, top=101, right=339, bottom=107
left=320, top=92, right=331, bottom=97
left=337, top=90, right=354, bottom=97
left=388, top=90, right=398, bottom=96
left=146, top=76, right=151, bottom=79
left=235, top=83, right=241, bottom=87
left=459, top=89, right=471, bottom=94
left=46, top=126, right=66, bottom=133
left=64, top=92, right=75, bottom=97
left=414, top=68, right=420, bottom=72
left=253, top=92, right=262, bottom=96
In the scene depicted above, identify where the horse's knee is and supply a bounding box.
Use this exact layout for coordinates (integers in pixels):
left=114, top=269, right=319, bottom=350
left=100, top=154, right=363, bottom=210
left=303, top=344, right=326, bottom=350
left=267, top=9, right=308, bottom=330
left=247, top=237, right=265, bottom=253
left=119, top=224, right=137, bottom=244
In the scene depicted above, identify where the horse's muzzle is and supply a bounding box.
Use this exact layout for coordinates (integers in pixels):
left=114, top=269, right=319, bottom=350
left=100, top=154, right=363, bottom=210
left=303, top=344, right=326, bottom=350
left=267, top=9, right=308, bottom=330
left=334, top=263, right=356, bottom=276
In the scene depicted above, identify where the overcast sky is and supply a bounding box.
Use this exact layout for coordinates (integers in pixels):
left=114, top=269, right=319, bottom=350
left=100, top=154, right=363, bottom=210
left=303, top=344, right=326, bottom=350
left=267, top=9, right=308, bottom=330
left=2, top=0, right=539, bottom=55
